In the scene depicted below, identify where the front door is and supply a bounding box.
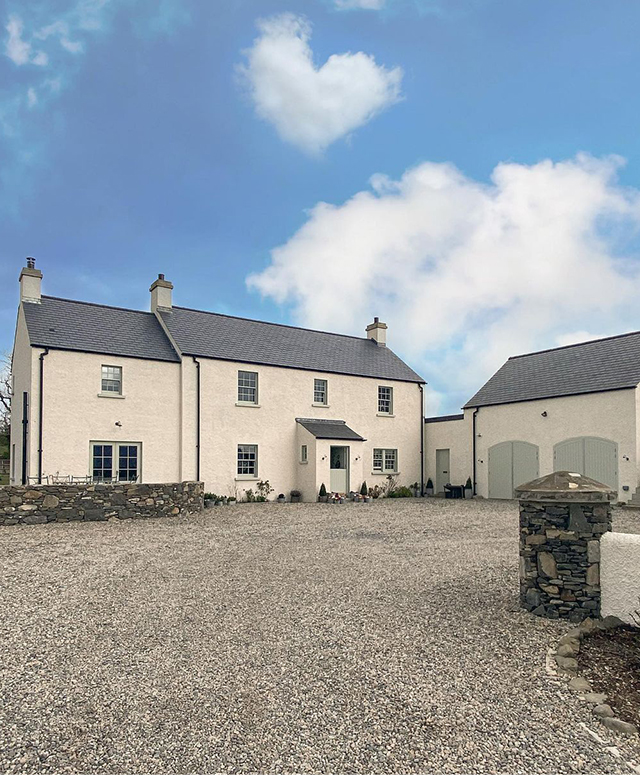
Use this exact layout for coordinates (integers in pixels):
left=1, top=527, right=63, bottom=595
left=330, top=446, right=349, bottom=493
left=435, top=448, right=450, bottom=495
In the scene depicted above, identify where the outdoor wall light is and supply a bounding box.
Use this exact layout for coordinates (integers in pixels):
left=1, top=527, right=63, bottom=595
left=321, top=455, right=327, bottom=461
left=623, top=455, right=630, bottom=461
left=355, top=456, right=360, bottom=461
left=541, top=411, right=548, bottom=417
left=115, top=421, right=122, bottom=427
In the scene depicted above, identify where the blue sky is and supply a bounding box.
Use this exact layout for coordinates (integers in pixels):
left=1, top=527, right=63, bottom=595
left=2, top=0, right=640, bottom=413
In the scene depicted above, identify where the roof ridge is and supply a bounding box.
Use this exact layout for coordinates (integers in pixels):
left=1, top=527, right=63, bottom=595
left=296, top=418, right=346, bottom=424
left=172, top=305, right=374, bottom=343
left=42, top=295, right=153, bottom=316
left=509, top=329, right=640, bottom=360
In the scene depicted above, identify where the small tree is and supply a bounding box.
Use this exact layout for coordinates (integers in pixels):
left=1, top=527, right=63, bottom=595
left=0, top=352, right=11, bottom=439
left=360, top=481, right=368, bottom=496
left=319, top=483, right=327, bottom=497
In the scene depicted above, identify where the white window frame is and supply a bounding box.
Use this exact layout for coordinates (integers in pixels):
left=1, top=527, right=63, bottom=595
left=313, top=378, right=328, bottom=406
left=90, top=441, right=141, bottom=483
left=100, top=365, right=123, bottom=396
left=377, top=385, right=393, bottom=415
left=373, top=448, right=398, bottom=474
left=300, top=444, right=308, bottom=463
left=237, top=371, right=259, bottom=405
left=237, top=444, right=258, bottom=479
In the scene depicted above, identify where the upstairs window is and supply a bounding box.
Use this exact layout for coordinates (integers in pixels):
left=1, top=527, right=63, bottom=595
left=101, top=365, right=122, bottom=394
left=378, top=386, right=393, bottom=414
left=237, top=444, right=258, bottom=477
left=238, top=371, right=258, bottom=404
left=373, top=448, right=398, bottom=473
left=301, top=444, right=308, bottom=463
left=314, top=378, right=328, bottom=405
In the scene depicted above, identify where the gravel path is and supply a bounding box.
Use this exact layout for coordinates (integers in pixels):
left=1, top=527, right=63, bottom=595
left=1, top=499, right=639, bottom=774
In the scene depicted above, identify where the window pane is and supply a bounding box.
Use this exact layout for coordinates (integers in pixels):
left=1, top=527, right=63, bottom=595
left=237, top=445, right=257, bottom=476
left=92, top=444, right=113, bottom=481
left=238, top=371, right=258, bottom=403
left=373, top=449, right=383, bottom=470
left=378, top=386, right=392, bottom=413
left=117, top=444, right=139, bottom=481
left=384, top=449, right=397, bottom=471
left=101, top=365, right=122, bottom=394
left=314, top=379, right=327, bottom=404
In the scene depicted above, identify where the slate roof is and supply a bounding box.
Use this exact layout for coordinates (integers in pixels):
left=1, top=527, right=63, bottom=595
left=424, top=413, right=464, bottom=423
left=22, top=297, right=180, bottom=362
left=464, top=331, right=640, bottom=408
left=160, top=306, right=424, bottom=383
left=296, top=418, right=365, bottom=441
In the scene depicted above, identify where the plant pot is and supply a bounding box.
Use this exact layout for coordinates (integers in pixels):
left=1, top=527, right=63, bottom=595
left=464, top=488, right=473, bottom=499
left=364, top=496, right=371, bottom=503
left=291, top=496, right=301, bottom=503
left=425, top=489, right=434, bottom=497
left=277, top=497, right=286, bottom=503
left=318, top=495, right=328, bottom=503
left=204, top=500, right=214, bottom=509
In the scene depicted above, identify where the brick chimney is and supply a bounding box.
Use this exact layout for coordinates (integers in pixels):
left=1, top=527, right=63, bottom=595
left=150, top=273, right=173, bottom=313
left=19, top=257, right=42, bottom=304
left=366, top=316, right=387, bottom=346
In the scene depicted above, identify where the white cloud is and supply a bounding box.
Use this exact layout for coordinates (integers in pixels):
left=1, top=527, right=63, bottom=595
left=248, top=154, right=640, bottom=410
left=26, top=87, right=37, bottom=108
left=5, top=15, right=47, bottom=66
left=238, top=13, right=403, bottom=154
left=334, top=0, right=387, bottom=9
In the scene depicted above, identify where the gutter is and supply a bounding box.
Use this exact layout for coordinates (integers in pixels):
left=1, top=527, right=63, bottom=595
left=193, top=356, right=201, bottom=481
left=38, top=348, right=49, bottom=484
left=419, top=383, right=425, bottom=496
left=472, top=407, right=479, bottom=496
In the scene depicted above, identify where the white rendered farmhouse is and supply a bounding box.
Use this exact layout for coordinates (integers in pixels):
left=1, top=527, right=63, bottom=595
left=9, top=260, right=425, bottom=500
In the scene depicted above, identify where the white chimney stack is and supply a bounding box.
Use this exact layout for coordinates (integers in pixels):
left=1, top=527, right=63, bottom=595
left=150, top=273, right=173, bottom=313
left=366, top=316, right=387, bottom=346
left=19, top=257, right=42, bottom=304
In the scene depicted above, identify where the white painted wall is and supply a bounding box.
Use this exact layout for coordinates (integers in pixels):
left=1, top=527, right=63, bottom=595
left=474, top=390, right=637, bottom=499
left=601, top=531, right=640, bottom=625
left=9, top=306, right=33, bottom=483
left=424, top=416, right=472, bottom=491
left=192, top=357, right=422, bottom=500
left=37, top=349, right=182, bottom=483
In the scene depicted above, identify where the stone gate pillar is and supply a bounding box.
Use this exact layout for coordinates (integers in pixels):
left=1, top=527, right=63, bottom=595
left=516, top=471, right=614, bottom=622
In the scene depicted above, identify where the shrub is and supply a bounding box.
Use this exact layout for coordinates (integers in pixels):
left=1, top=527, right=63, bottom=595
left=465, top=477, right=472, bottom=490
left=319, top=483, right=327, bottom=497
left=360, top=481, right=368, bottom=496
left=256, top=495, right=266, bottom=502
left=290, top=490, right=301, bottom=497
left=244, top=488, right=255, bottom=503
left=389, top=486, right=413, bottom=498
left=256, top=479, right=274, bottom=499
left=204, top=492, right=216, bottom=500
left=426, top=478, right=433, bottom=489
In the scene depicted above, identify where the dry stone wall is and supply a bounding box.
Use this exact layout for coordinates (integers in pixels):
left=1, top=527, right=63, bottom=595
left=0, top=481, right=203, bottom=525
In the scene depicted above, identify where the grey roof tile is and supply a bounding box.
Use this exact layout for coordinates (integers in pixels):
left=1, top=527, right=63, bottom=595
left=296, top=418, right=365, bottom=441
left=161, top=307, right=424, bottom=383
left=23, top=297, right=180, bottom=363
left=464, top=331, right=640, bottom=408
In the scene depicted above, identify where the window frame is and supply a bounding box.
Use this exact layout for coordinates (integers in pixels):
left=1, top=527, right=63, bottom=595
left=372, top=447, right=398, bottom=474
left=100, top=364, right=123, bottom=396
left=90, top=441, right=141, bottom=483
left=313, top=378, right=328, bottom=406
left=377, top=385, right=393, bottom=415
left=300, top=444, right=308, bottom=464
left=237, top=444, right=258, bottom=479
left=237, top=370, right=259, bottom=405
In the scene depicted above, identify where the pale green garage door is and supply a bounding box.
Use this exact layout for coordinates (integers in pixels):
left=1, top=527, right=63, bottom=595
left=488, top=441, right=539, bottom=499
left=553, top=437, right=618, bottom=492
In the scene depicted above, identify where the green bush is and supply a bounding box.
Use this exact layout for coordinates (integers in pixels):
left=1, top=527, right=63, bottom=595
left=319, top=483, right=327, bottom=497
left=360, top=481, right=368, bottom=496
left=389, top=486, right=413, bottom=498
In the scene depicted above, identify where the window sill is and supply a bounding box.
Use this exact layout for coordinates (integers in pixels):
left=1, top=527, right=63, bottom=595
left=235, top=402, right=261, bottom=408
left=371, top=471, right=400, bottom=476
left=299, top=460, right=308, bottom=465
left=97, top=393, right=125, bottom=399
left=235, top=475, right=259, bottom=481
left=312, top=403, right=330, bottom=408
left=376, top=412, right=395, bottom=418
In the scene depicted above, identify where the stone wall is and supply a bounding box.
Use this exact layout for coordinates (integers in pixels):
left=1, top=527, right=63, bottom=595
left=517, top=471, right=614, bottom=623
left=0, top=481, right=203, bottom=525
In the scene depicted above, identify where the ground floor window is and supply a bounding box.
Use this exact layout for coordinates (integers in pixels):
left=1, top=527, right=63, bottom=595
left=91, top=442, right=141, bottom=482
left=237, top=444, right=258, bottom=477
left=301, top=444, right=308, bottom=463
left=373, top=448, right=398, bottom=473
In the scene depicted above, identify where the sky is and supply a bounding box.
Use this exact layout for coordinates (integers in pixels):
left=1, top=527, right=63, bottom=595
left=2, top=0, right=640, bottom=415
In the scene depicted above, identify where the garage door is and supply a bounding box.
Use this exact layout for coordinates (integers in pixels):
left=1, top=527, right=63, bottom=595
left=553, top=437, right=618, bottom=491
left=488, top=441, right=539, bottom=499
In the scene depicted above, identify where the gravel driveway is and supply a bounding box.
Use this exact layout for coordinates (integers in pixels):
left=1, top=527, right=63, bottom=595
left=1, top=499, right=639, bottom=774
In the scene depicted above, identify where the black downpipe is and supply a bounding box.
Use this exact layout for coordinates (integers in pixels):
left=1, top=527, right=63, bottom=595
left=472, top=407, right=479, bottom=495
left=419, top=384, right=425, bottom=496
left=38, top=348, right=49, bottom=484
left=21, top=391, right=28, bottom=485
left=193, top=357, right=201, bottom=481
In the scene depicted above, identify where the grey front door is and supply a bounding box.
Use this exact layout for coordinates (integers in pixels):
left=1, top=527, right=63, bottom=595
left=330, top=446, right=349, bottom=493
left=435, top=448, right=450, bottom=494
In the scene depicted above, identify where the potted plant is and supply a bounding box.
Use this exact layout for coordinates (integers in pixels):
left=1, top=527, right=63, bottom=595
left=256, top=479, right=274, bottom=501
left=360, top=481, right=368, bottom=497
left=228, top=496, right=236, bottom=505
left=277, top=493, right=286, bottom=503
left=290, top=490, right=302, bottom=503
left=318, top=483, right=328, bottom=503
left=464, top=477, right=473, bottom=499
left=204, top=492, right=215, bottom=509
left=425, top=478, right=434, bottom=496
left=411, top=481, right=420, bottom=498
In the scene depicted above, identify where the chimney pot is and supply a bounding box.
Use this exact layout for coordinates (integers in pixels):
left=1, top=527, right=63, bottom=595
left=27, top=257, right=35, bottom=269
left=158, top=273, right=164, bottom=280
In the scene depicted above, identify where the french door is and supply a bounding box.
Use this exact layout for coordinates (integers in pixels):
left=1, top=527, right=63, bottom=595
left=91, top=442, right=141, bottom=483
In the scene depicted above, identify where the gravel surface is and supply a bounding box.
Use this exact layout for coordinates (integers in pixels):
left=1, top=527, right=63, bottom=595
left=1, top=498, right=639, bottom=774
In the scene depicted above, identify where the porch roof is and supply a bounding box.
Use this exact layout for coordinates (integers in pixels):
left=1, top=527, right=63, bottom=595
left=296, top=418, right=365, bottom=441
